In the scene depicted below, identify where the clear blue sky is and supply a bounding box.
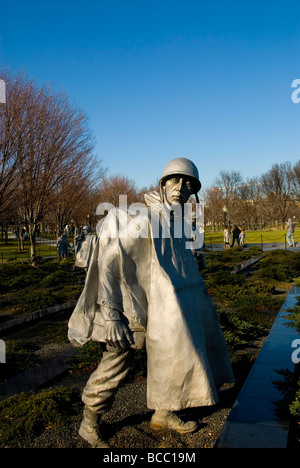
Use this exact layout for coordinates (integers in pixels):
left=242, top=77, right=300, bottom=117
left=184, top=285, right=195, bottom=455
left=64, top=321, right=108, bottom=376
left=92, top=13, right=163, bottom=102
left=0, top=0, right=299, bottom=192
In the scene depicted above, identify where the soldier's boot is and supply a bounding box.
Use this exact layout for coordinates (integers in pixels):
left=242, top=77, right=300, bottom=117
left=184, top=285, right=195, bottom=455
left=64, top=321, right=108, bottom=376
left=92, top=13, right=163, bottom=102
left=150, top=410, right=198, bottom=434
left=79, top=406, right=110, bottom=448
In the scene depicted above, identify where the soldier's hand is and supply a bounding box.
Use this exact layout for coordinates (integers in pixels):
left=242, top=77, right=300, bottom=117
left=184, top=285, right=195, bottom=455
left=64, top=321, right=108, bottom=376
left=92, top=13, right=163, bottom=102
left=104, top=320, right=134, bottom=348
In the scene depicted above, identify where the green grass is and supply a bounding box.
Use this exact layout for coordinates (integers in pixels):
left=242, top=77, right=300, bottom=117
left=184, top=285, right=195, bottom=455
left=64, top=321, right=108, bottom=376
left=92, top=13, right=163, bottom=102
left=0, top=257, right=84, bottom=318
left=0, top=387, right=81, bottom=447
left=0, top=238, right=58, bottom=262
left=1, top=247, right=298, bottom=447
left=204, top=229, right=299, bottom=245
left=1, top=230, right=297, bottom=263
left=1, top=314, right=70, bottom=383
left=203, top=248, right=299, bottom=360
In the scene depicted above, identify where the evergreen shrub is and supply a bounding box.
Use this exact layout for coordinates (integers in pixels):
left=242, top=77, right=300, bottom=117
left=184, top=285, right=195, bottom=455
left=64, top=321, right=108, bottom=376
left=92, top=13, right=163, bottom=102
left=0, top=387, right=81, bottom=447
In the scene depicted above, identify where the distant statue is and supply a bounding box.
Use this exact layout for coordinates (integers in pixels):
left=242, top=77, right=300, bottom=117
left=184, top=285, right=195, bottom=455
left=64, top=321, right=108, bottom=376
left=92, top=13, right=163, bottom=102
left=57, top=233, right=70, bottom=259
left=68, top=158, right=234, bottom=448
left=74, top=225, right=97, bottom=271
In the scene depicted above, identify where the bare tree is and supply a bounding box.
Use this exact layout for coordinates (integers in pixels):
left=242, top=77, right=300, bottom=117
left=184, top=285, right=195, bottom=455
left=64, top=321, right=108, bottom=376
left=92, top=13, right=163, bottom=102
left=95, top=175, right=140, bottom=208
left=47, top=156, right=106, bottom=238
left=0, top=73, right=29, bottom=222
left=291, top=160, right=300, bottom=203
left=237, top=177, right=262, bottom=229
left=203, top=187, right=225, bottom=230
left=1, top=71, right=99, bottom=266
left=214, top=170, right=244, bottom=222
left=259, top=162, right=293, bottom=227
left=93, top=175, right=141, bottom=230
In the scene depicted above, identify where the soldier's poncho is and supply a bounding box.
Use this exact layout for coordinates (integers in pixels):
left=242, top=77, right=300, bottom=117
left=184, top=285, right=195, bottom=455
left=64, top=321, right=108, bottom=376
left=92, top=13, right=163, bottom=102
left=74, top=233, right=98, bottom=269
left=68, top=192, right=234, bottom=411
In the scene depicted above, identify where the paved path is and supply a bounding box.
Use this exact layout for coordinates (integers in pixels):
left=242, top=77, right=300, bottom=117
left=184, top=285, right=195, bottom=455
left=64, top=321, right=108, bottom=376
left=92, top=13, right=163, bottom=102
left=216, top=285, right=300, bottom=448
left=204, top=242, right=299, bottom=253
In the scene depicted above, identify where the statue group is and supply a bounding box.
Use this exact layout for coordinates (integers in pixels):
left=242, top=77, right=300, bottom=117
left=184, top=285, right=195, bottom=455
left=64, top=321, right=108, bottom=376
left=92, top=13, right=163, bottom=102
left=73, top=225, right=97, bottom=271
left=68, top=158, right=234, bottom=448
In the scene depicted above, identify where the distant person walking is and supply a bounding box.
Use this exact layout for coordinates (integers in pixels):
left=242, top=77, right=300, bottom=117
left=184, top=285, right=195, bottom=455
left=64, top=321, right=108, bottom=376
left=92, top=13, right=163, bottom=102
left=239, top=228, right=246, bottom=246
left=231, top=225, right=240, bottom=247
left=286, top=218, right=295, bottom=247
left=224, top=226, right=231, bottom=249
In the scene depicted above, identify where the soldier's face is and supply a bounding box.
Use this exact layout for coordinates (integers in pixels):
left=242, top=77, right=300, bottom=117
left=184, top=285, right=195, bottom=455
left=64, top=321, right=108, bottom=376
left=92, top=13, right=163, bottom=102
left=162, top=176, right=194, bottom=206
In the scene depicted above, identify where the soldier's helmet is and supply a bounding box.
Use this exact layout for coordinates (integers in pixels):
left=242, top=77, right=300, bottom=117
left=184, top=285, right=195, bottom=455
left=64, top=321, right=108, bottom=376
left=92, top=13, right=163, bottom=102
left=159, top=158, right=201, bottom=195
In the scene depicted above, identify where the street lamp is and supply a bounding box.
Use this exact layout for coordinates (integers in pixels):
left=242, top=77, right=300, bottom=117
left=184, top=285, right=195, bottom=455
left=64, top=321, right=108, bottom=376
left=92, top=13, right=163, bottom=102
left=0, top=79, right=6, bottom=106
left=222, top=206, right=228, bottom=226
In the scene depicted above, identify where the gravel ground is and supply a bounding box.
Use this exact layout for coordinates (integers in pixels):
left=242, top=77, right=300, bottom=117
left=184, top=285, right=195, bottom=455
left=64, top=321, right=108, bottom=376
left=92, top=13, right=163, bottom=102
left=27, top=368, right=238, bottom=449
left=0, top=316, right=244, bottom=450
left=1, top=328, right=259, bottom=449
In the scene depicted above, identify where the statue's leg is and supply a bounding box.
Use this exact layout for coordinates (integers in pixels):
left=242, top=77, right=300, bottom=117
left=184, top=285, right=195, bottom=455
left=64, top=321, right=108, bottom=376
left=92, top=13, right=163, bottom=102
left=79, top=406, right=110, bottom=448
left=79, top=345, right=134, bottom=447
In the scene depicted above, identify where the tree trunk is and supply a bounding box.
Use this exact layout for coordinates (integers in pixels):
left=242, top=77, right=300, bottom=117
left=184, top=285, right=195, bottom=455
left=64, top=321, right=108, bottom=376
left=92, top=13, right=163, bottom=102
left=16, top=227, right=21, bottom=252
left=56, top=221, right=64, bottom=239
left=20, top=228, right=24, bottom=251
left=29, top=223, right=37, bottom=267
